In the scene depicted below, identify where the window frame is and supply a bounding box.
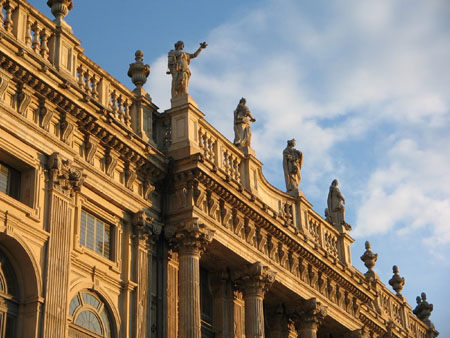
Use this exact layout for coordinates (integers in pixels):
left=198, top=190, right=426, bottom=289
left=75, top=197, right=121, bottom=271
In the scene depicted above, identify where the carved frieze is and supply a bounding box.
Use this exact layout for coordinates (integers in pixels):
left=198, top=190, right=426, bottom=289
left=132, top=210, right=162, bottom=242
left=291, top=298, right=327, bottom=332
left=233, top=262, right=276, bottom=297
left=165, top=219, right=215, bottom=256
left=48, top=152, right=86, bottom=197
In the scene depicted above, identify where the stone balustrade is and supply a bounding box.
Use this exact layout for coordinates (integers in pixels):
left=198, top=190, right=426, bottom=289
left=198, top=122, right=243, bottom=184
left=0, top=0, right=152, bottom=137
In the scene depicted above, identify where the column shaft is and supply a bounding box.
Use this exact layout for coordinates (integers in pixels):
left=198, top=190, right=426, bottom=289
left=178, top=250, right=201, bottom=338
left=244, top=293, right=265, bottom=338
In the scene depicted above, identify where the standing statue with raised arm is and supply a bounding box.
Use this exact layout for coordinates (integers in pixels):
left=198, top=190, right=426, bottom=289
left=233, top=98, right=256, bottom=148
left=327, top=179, right=350, bottom=230
left=167, top=41, right=207, bottom=99
left=283, top=139, right=303, bottom=195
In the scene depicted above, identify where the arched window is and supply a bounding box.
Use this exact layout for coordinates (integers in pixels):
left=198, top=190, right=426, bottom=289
left=68, top=291, right=113, bottom=338
left=0, top=252, right=18, bottom=337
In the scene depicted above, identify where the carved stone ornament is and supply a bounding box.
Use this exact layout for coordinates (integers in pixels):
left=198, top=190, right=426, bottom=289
left=15, top=83, right=31, bottom=116
left=48, top=152, right=86, bottom=197
left=47, top=0, right=73, bottom=23
left=39, top=102, right=53, bottom=131
left=292, top=298, right=328, bottom=331
left=233, top=261, right=276, bottom=297
left=132, top=210, right=162, bottom=241
left=143, top=179, right=155, bottom=201
left=104, top=148, right=117, bottom=177
left=84, top=135, right=98, bottom=164
left=124, top=161, right=137, bottom=191
left=60, top=113, right=74, bottom=144
left=0, top=73, right=9, bottom=102
left=165, top=219, right=215, bottom=256
left=388, top=265, right=405, bottom=297
left=413, top=292, right=436, bottom=330
left=360, top=241, right=378, bottom=280
left=127, top=50, right=150, bottom=92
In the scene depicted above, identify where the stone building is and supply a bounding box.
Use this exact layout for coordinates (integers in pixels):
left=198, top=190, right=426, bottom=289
left=0, top=1, right=438, bottom=337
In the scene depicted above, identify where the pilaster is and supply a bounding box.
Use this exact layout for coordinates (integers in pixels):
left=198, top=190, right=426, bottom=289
left=132, top=211, right=162, bottom=338
left=42, top=152, right=86, bottom=338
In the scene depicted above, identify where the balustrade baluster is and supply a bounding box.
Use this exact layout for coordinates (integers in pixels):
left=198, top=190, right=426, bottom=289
left=90, top=74, right=98, bottom=98
left=123, top=99, right=131, bottom=127
left=3, top=1, right=12, bottom=32
left=110, top=90, right=117, bottom=117
left=25, top=18, right=32, bottom=46
left=40, top=28, right=49, bottom=60
left=31, top=22, right=40, bottom=53
left=83, top=69, right=90, bottom=93
left=76, top=64, right=84, bottom=87
left=116, top=95, right=123, bottom=122
left=0, top=2, right=4, bottom=28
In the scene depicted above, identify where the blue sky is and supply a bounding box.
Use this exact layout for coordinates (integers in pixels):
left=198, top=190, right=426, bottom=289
left=32, top=0, right=450, bottom=335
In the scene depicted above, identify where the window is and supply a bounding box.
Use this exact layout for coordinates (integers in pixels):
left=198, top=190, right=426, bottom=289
left=80, top=210, right=112, bottom=260
left=68, top=291, right=113, bottom=338
left=200, top=268, right=215, bottom=338
left=0, top=252, right=18, bottom=338
left=0, top=162, right=21, bottom=200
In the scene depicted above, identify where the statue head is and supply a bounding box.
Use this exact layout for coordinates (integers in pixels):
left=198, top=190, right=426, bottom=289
left=239, top=97, right=246, bottom=104
left=174, top=41, right=184, bottom=50
left=416, top=296, right=422, bottom=304
left=287, top=139, right=296, bottom=147
left=332, top=179, right=338, bottom=187
left=421, top=292, right=427, bottom=301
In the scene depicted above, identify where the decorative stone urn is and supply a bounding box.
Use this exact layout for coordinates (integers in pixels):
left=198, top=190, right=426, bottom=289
left=360, top=241, right=378, bottom=280
left=388, top=265, right=405, bottom=297
left=47, top=0, right=73, bottom=23
left=128, top=50, right=150, bottom=95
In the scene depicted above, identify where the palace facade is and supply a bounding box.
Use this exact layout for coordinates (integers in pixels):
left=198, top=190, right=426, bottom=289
left=0, top=1, right=438, bottom=337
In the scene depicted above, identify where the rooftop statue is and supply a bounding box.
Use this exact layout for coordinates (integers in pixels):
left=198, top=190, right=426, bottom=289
left=283, top=139, right=303, bottom=195
left=233, top=98, right=256, bottom=148
left=167, top=41, right=207, bottom=99
left=327, top=179, right=351, bottom=230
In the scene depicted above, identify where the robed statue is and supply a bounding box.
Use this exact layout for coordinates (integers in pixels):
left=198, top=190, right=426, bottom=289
left=283, top=139, right=303, bottom=194
left=167, top=41, right=207, bottom=98
left=233, top=98, right=256, bottom=148
left=326, top=179, right=350, bottom=229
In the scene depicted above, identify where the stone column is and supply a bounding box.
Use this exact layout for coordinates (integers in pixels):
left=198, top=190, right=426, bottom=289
left=42, top=153, right=86, bottom=337
left=132, top=211, right=162, bottom=338
left=292, top=298, right=327, bottom=338
left=166, top=220, right=215, bottom=338
left=235, top=262, right=276, bottom=338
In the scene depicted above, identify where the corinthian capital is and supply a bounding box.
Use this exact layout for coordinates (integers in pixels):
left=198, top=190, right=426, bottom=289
left=292, top=298, right=327, bottom=331
left=165, top=219, right=215, bottom=256
left=234, top=262, right=276, bottom=297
